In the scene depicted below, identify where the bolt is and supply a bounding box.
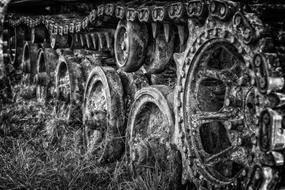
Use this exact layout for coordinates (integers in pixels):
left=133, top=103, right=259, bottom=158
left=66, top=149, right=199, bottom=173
left=220, top=6, right=226, bottom=16
left=255, top=169, right=262, bottom=180
left=225, top=98, right=230, bottom=106
left=121, top=41, right=127, bottom=51
left=242, top=169, right=247, bottom=176
left=210, top=2, right=216, bottom=12
left=234, top=15, right=242, bottom=26
left=237, top=137, right=242, bottom=146
left=254, top=55, right=262, bottom=67
left=251, top=136, right=257, bottom=145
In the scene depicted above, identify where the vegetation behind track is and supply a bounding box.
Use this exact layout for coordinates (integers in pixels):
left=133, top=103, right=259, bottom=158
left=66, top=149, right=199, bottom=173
left=0, top=85, right=173, bottom=190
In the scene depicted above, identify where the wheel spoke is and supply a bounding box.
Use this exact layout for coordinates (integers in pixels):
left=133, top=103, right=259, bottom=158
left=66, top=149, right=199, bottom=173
left=205, top=145, right=238, bottom=165
left=198, top=69, right=238, bottom=84
left=193, top=110, right=238, bottom=122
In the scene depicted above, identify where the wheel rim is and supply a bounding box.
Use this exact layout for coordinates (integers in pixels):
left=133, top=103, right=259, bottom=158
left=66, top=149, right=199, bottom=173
left=36, top=49, right=48, bottom=103
left=83, top=66, right=125, bottom=163
left=85, top=80, right=107, bottom=158
left=21, top=42, right=32, bottom=85
left=128, top=86, right=181, bottom=188
left=114, top=20, right=148, bottom=72
left=9, top=31, right=16, bottom=64
left=185, top=39, right=257, bottom=185
left=56, top=61, right=71, bottom=118
left=115, top=23, right=129, bottom=67
left=8, top=29, right=17, bottom=64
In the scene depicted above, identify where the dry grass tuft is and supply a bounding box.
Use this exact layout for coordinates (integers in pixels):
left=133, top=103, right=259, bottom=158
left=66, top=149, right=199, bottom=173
left=0, top=97, right=175, bottom=190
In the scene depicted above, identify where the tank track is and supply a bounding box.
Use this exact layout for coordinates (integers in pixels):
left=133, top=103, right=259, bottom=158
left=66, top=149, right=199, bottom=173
left=1, top=0, right=285, bottom=189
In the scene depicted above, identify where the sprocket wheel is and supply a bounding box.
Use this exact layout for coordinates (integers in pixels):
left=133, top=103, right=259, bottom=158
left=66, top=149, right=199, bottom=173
left=175, top=17, right=284, bottom=189
left=127, top=85, right=182, bottom=189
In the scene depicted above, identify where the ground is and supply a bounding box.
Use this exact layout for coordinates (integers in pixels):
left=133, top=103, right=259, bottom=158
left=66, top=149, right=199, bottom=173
left=0, top=85, right=172, bottom=190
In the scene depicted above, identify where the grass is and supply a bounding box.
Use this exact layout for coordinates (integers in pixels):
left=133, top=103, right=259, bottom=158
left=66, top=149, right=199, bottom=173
left=0, top=93, right=174, bottom=190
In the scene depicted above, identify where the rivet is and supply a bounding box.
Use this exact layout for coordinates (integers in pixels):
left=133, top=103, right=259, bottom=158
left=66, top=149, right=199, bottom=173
left=181, top=70, right=185, bottom=78
left=220, top=5, right=226, bottom=16
left=197, top=38, right=201, bottom=45
left=254, top=54, right=262, bottom=67
left=234, top=14, right=242, bottom=27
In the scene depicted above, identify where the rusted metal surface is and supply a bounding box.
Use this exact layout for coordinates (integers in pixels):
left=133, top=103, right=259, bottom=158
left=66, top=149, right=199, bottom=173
left=83, top=66, right=125, bottom=163
left=114, top=20, right=148, bottom=72
left=2, top=0, right=285, bottom=189
left=19, top=40, right=39, bottom=99
left=127, top=85, right=182, bottom=189
left=34, top=46, right=57, bottom=103
left=54, top=49, right=84, bottom=122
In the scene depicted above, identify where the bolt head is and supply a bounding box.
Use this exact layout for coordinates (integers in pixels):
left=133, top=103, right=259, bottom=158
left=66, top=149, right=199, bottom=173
left=210, top=2, right=216, bottom=12
left=254, top=55, right=262, bottom=67
left=220, top=6, right=226, bottom=16
left=234, top=15, right=242, bottom=26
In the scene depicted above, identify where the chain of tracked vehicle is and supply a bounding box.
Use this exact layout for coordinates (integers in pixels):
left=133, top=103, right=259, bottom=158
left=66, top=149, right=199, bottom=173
left=1, top=0, right=285, bottom=189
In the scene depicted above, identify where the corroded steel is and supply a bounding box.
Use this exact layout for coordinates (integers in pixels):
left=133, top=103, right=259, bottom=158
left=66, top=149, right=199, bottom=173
left=127, top=85, right=182, bottom=189
left=2, top=1, right=285, bottom=189
left=83, top=66, right=125, bottom=163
